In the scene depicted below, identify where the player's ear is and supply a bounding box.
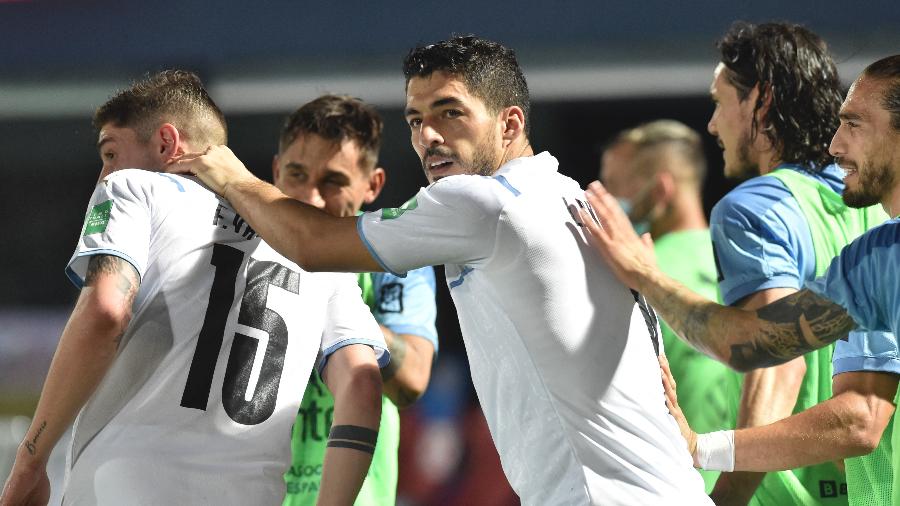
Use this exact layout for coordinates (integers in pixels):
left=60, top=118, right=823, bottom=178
left=364, top=167, right=386, bottom=204
left=655, top=171, right=676, bottom=203
left=157, top=123, right=182, bottom=163
left=500, top=106, right=526, bottom=144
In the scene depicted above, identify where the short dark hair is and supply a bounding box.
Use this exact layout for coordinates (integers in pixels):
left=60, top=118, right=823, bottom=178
left=862, top=55, right=900, bottom=132
left=717, top=21, right=843, bottom=169
left=93, top=70, right=227, bottom=148
left=279, top=95, right=383, bottom=171
left=403, top=35, right=531, bottom=135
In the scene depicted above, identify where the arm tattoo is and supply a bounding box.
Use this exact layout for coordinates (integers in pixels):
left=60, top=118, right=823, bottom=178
left=84, top=255, right=140, bottom=348
left=728, top=289, right=855, bottom=370
left=23, top=420, right=47, bottom=456
left=381, top=333, right=407, bottom=381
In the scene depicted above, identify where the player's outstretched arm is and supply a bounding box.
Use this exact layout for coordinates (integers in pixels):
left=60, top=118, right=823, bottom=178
left=170, top=146, right=381, bottom=273
left=1, top=256, right=138, bottom=506
left=686, top=370, right=897, bottom=493
left=318, top=344, right=383, bottom=506
left=580, top=181, right=856, bottom=371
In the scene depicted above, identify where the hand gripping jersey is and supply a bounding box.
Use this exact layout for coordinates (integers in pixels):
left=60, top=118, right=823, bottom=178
left=359, top=153, right=711, bottom=505
left=63, top=170, right=387, bottom=506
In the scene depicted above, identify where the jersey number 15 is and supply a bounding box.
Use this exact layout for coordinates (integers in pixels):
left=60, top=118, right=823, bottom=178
left=181, top=243, right=299, bottom=425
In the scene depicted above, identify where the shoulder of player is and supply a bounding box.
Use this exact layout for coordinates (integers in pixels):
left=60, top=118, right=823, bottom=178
left=711, top=175, right=799, bottom=227
left=843, top=218, right=900, bottom=260
left=423, top=174, right=508, bottom=213
left=100, top=169, right=204, bottom=197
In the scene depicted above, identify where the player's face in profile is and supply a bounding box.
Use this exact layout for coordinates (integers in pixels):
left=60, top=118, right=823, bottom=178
left=707, top=63, right=757, bottom=179
left=273, top=133, right=376, bottom=217
left=831, top=76, right=900, bottom=209
left=405, top=71, right=502, bottom=184
left=96, top=123, right=162, bottom=179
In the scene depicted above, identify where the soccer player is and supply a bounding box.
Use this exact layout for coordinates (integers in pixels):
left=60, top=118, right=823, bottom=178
left=703, top=22, right=887, bottom=505
left=581, top=54, right=900, bottom=506
left=0, top=71, right=387, bottom=506
left=601, top=120, right=739, bottom=492
left=273, top=95, right=437, bottom=506
left=169, top=36, right=712, bottom=504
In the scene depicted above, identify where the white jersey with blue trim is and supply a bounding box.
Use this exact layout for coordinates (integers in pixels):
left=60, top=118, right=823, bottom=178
left=359, top=153, right=710, bottom=505
left=63, top=169, right=386, bottom=506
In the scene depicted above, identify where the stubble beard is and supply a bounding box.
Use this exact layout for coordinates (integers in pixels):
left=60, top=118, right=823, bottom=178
left=842, top=158, right=894, bottom=209
left=724, top=130, right=759, bottom=180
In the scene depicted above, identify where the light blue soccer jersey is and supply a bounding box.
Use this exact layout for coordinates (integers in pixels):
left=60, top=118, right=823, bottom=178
left=710, top=163, right=843, bottom=305
left=807, top=219, right=900, bottom=338
left=371, top=268, right=438, bottom=351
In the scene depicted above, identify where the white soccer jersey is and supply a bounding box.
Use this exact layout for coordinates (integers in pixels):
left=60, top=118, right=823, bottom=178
left=62, top=169, right=386, bottom=506
left=360, top=153, right=710, bottom=505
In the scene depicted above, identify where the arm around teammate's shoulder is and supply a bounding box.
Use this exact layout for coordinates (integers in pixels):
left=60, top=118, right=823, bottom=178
left=318, top=344, right=383, bottom=506
left=170, top=146, right=381, bottom=273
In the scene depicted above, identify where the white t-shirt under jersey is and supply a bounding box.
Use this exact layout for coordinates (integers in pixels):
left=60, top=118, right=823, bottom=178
left=63, top=169, right=387, bottom=505
left=359, top=152, right=710, bottom=505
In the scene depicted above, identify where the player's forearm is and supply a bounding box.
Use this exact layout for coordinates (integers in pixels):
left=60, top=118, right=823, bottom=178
left=319, top=362, right=382, bottom=506
left=381, top=328, right=434, bottom=408
left=19, top=288, right=128, bottom=464
left=223, top=178, right=379, bottom=273
left=732, top=391, right=894, bottom=471
left=639, top=274, right=855, bottom=372
left=633, top=268, right=753, bottom=366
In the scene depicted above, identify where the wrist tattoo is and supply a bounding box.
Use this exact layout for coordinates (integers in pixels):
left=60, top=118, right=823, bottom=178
left=24, top=420, right=47, bottom=456
left=327, top=425, right=378, bottom=454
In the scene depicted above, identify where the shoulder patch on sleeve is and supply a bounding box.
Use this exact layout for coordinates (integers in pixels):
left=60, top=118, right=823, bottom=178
left=83, top=199, right=113, bottom=236
left=381, top=196, right=418, bottom=220
left=378, top=282, right=404, bottom=313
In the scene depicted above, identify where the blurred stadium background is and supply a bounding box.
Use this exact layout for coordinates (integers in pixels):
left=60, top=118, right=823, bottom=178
left=1, top=1, right=898, bottom=504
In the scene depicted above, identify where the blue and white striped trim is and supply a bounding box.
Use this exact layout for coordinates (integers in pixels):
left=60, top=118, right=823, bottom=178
left=492, top=175, right=521, bottom=196
left=356, top=216, right=405, bottom=277
left=157, top=173, right=185, bottom=192
left=318, top=338, right=392, bottom=375
left=65, top=249, right=143, bottom=289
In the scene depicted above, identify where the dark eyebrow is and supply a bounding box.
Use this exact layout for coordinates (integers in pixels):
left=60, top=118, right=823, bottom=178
left=283, top=161, right=306, bottom=171
left=405, top=96, right=465, bottom=117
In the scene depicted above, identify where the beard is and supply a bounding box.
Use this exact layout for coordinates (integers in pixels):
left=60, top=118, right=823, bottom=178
left=723, top=130, right=758, bottom=180
left=842, top=158, right=894, bottom=209
left=420, top=130, right=500, bottom=180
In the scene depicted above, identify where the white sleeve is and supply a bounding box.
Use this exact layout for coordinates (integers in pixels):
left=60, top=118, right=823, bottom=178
left=357, top=176, right=502, bottom=275
left=65, top=173, right=152, bottom=288
left=317, top=273, right=389, bottom=374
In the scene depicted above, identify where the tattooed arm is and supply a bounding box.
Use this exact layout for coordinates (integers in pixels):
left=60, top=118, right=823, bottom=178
left=380, top=326, right=435, bottom=408
left=1, top=255, right=139, bottom=506
left=580, top=182, right=855, bottom=371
